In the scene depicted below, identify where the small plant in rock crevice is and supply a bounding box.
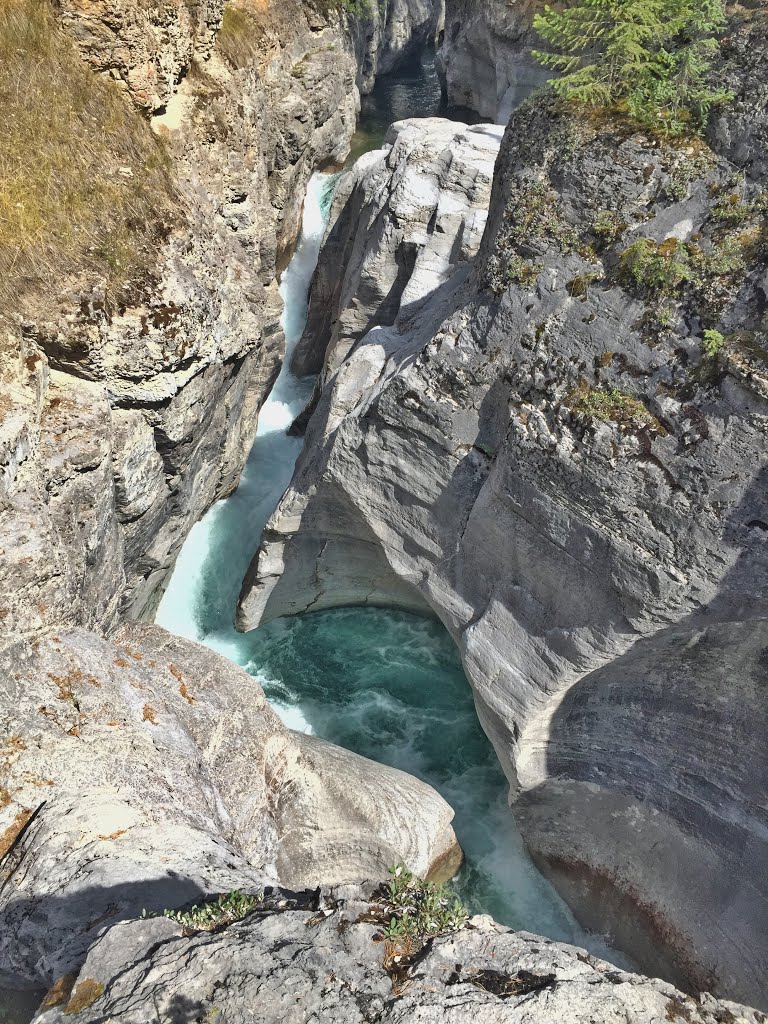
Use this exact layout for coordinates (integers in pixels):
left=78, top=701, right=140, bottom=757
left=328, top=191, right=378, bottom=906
left=145, top=890, right=263, bottom=935
left=375, top=864, right=468, bottom=941
left=702, top=329, right=726, bottom=359
left=568, top=382, right=664, bottom=434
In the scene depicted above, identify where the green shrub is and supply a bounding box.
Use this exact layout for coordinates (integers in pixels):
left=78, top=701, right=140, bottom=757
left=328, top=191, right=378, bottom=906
left=569, top=384, right=659, bottom=431
left=619, top=237, right=696, bottom=295
left=147, top=890, right=262, bottom=934
left=702, top=329, right=725, bottom=358
left=486, top=253, right=543, bottom=294
left=376, top=865, right=468, bottom=942
left=532, top=0, right=732, bottom=136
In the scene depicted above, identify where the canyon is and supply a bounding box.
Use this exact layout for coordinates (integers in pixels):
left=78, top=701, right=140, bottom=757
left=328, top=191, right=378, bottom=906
left=0, top=0, right=767, bottom=1021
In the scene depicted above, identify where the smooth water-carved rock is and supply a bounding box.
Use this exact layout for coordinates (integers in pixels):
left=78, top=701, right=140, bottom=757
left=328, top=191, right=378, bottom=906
left=238, top=43, right=768, bottom=1008
left=438, top=0, right=549, bottom=119
left=291, top=117, right=503, bottom=378
left=31, top=892, right=764, bottom=1023
left=0, top=624, right=457, bottom=988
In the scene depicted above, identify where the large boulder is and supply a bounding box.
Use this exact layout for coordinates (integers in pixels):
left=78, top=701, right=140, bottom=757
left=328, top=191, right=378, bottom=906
left=0, top=623, right=458, bottom=988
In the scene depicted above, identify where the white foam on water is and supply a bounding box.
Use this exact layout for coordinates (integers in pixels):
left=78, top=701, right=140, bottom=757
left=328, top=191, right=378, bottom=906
left=156, top=173, right=336, bottom=644
left=156, top=173, right=632, bottom=972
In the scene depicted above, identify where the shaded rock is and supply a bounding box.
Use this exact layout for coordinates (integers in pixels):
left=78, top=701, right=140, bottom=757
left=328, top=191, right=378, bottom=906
left=0, top=623, right=457, bottom=988
left=437, top=0, right=550, bottom=119
left=291, top=117, right=503, bottom=378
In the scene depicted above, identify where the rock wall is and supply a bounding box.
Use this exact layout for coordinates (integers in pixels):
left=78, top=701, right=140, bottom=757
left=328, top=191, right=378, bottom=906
left=437, top=0, right=550, bottom=120
left=290, top=118, right=503, bottom=380
left=0, top=0, right=440, bottom=650
left=0, top=623, right=457, bottom=989
left=237, top=19, right=768, bottom=1008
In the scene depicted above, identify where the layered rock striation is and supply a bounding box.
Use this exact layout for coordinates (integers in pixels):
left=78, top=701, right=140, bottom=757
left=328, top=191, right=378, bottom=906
left=0, top=0, right=441, bottom=649
left=238, top=19, right=768, bottom=1007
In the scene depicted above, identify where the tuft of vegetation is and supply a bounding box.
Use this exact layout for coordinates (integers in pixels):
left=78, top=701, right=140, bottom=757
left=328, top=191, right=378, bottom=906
left=568, top=383, right=661, bottom=432
left=486, top=254, right=543, bottom=294
left=215, top=4, right=267, bottom=69
left=485, top=177, right=597, bottom=294
left=702, top=328, right=726, bottom=359
left=619, top=237, right=697, bottom=295
left=148, top=890, right=262, bottom=935
left=532, top=0, right=732, bottom=136
left=591, top=209, right=628, bottom=249
left=375, top=864, right=468, bottom=942
left=0, top=0, right=178, bottom=321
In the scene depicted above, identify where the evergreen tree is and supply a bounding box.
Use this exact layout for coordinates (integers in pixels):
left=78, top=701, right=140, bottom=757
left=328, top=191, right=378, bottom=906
left=532, top=0, right=731, bottom=135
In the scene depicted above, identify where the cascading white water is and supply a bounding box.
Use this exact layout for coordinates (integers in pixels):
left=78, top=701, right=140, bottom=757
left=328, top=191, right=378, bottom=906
left=156, top=172, right=631, bottom=967
left=157, top=172, right=333, bottom=664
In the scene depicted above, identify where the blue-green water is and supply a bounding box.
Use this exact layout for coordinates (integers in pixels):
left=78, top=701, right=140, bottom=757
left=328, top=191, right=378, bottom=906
left=347, top=46, right=485, bottom=164
left=156, top=175, right=627, bottom=966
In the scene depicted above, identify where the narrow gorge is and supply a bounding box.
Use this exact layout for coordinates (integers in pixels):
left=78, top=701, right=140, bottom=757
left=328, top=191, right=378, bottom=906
left=1, top=0, right=767, bottom=1022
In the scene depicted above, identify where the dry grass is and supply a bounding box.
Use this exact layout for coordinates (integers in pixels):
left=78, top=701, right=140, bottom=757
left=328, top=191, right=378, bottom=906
left=216, top=3, right=269, bottom=68
left=0, top=0, right=179, bottom=321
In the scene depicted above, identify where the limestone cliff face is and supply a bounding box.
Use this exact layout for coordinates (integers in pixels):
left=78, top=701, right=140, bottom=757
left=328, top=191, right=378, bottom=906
left=0, top=0, right=440, bottom=648
left=290, top=117, right=503, bottom=379
left=237, top=18, right=768, bottom=1008
left=437, top=0, right=550, bottom=119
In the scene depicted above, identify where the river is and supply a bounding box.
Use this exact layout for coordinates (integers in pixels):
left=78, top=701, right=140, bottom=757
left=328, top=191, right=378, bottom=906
left=155, top=61, right=628, bottom=963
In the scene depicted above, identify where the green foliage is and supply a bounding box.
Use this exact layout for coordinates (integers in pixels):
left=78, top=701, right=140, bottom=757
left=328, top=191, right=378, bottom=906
left=591, top=209, right=627, bottom=248
left=569, top=383, right=660, bottom=431
left=619, top=237, right=697, bottom=295
left=148, top=890, right=262, bottom=934
left=485, top=177, right=594, bottom=294
left=487, top=254, right=544, bottom=294
left=378, top=865, right=468, bottom=941
left=702, top=328, right=725, bottom=358
left=532, top=0, right=732, bottom=135
left=567, top=271, right=601, bottom=297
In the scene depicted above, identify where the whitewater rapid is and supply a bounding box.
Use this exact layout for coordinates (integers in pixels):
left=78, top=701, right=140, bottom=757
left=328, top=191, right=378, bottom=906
left=156, top=173, right=629, bottom=966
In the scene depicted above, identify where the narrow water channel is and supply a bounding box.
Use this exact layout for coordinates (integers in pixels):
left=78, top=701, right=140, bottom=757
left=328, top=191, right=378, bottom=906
left=156, top=164, right=628, bottom=966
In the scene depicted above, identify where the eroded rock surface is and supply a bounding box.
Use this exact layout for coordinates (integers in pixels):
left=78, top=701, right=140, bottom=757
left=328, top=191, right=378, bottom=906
left=0, top=624, right=457, bottom=988
left=1, top=0, right=441, bottom=648
left=438, top=0, right=549, bottom=120
left=291, top=117, right=503, bottom=378
left=238, top=21, right=768, bottom=1007
left=31, top=892, right=763, bottom=1023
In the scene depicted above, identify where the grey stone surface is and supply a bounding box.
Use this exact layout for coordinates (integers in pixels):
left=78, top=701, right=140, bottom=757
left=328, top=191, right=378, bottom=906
left=30, top=895, right=764, bottom=1023
left=238, top=46, right=768, bottom=1009
left=291, top=117, right=503, bottom=378
left=437, top=0, right=550, bottom=119
left=0, top=624, right=457, bottom=989
left=0, top=0, right=439, bottom=648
